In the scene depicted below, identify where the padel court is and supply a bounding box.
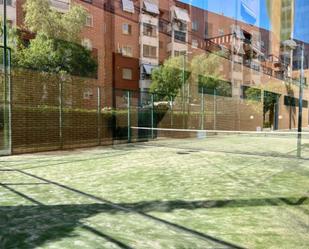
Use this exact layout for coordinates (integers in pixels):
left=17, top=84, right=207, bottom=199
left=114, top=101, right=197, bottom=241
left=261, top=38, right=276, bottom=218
left=0, top=129, right=308, bottom=249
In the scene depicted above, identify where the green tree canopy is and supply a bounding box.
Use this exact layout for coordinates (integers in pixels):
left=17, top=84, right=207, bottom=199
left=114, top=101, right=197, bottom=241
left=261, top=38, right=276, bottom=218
left=4, top=0, right=98, bottom=77
left=13, top=34, right=97, bottom=77
left=150, top=56, right=191, bottom=98
left=24, top=0, right=87, bottom=43
left=150, top=52, right=231, bottom=98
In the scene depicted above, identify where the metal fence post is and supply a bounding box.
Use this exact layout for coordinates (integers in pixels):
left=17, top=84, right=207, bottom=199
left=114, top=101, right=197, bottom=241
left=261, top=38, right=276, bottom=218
left=59, top=81, right=63, bottom=149
left=97, top=87, right=101, bottom=146
left=201, top=87, right=204, bottom=130
left=214, top=88, right=217, bottom=130
left=7, top=48, right=11, bottom=154
left=127, top=90, right=131, bottom=143
left=170, top=96, right=173, bottom=128
left=151, top=93, right=154, bottom=139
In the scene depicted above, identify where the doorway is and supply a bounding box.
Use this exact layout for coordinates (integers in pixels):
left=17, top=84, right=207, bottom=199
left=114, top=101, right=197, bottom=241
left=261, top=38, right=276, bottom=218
left=263, top=91, right=280, bottom=130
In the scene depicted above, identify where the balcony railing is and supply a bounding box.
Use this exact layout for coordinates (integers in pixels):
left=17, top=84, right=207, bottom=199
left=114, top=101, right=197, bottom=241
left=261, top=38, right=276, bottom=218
left=174, top=30, right=186, bottom=43
left=143, top=30, right=157, bottom=38
left=244, top=60, right=260, bottom=71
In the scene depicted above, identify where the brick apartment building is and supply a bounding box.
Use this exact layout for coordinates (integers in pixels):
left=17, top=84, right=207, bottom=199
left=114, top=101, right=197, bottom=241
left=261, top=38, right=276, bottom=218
left=2, top=0, right=309, bottom=130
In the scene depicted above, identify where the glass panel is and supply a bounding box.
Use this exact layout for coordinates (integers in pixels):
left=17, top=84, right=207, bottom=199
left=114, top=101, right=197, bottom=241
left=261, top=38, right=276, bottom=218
left=0, top=46, right=10, bottom=155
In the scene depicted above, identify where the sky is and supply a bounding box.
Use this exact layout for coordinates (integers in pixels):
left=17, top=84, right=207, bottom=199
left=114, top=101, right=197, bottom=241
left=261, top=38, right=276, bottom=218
left=181, top=0, right=309, bottom=43
left=180, top=0, right=270, bottom=29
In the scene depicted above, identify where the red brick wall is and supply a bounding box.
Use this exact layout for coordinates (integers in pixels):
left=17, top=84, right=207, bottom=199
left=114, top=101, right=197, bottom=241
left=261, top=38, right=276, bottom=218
left=113, top=53, right=140, bottom=90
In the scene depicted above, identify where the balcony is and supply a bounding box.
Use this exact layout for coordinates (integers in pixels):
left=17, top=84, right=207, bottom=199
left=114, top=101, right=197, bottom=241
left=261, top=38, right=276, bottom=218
left=142, top=23, right=158, bottom=38
left=244, top=60, right=260, bottom=71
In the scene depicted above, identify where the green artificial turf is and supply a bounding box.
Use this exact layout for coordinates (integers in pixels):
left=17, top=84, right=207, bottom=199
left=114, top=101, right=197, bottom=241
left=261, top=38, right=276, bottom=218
left=0, top=136, right=308, bottom=249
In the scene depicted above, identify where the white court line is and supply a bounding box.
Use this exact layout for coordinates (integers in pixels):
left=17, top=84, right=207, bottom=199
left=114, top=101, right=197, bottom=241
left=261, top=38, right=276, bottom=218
left=131, top=127, right=309, bottom=136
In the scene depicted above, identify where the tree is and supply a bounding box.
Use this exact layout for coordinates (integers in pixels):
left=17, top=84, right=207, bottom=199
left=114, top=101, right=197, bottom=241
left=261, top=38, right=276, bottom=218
left=23, top=0, right=87, bottom=43
left=150, top=52, right=233, bottom=98
left=8, top=0, right=97, bottom=77
left=150, top=56, right=190, bottom=98
left=14, top=34, right=97, bottom=77
left=191, top=53, right=231, bottom=97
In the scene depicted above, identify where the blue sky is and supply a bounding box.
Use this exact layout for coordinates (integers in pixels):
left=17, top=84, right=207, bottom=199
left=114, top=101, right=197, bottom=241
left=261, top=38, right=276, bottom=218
left=181, top=0, right=309, bottom=43
left=180, top=0, right=270, bottom=29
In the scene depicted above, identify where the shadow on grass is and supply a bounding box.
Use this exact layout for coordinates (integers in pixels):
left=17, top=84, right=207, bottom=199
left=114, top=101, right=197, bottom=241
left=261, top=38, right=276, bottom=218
left=1, top=141, right=307, bottom=248
left=0, top=204, right=134, bottom=249
left=0, top=195, right=307, bottom=249
left=2, top=168, right=308, bottom=249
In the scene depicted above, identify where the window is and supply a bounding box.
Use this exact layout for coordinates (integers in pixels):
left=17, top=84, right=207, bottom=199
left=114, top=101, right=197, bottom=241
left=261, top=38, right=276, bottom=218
left=174, top=30, right=186, bottom=43
left=192, top=39, right=198, bottom=48
left=175, top=21, right=187, bottom=31
left=284, top=96, right=308, bottom=108
left=143, top=23, right=157, bottom=37
left=122, top=0, right=135, bottom=13
left=142, top=64, right=156, bottom=80
left=205, top=23, right=213, bottom=38
left=218, top=28, right=224, bottom=36
left=242, top=86, right=261, bottom=101
left=83, top=88, right=93, bottom=100
left=143, top=45, right=157, bottom=58
left=82, top=39, right=92, bottom=50
left=192, top=21, right=199, bottom=31
left=122, top=46, right=133, bottom=57
left=85, top=14, right=93, bottom=27
left=174, top=50, right=187, bottom=57
left=0, top=0, right=13, bottom=6
left=122, top=68, right=133, bottom=80
left=122, top=23, right=132, bottom=35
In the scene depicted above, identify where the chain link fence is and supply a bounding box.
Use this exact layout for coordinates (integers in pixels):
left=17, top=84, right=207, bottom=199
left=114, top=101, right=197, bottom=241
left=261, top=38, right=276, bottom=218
left=7, top=68, right=114, bottom=153
left=0, top=67, right=287, bottom=154
left=114, top=87, right=264, bottom=142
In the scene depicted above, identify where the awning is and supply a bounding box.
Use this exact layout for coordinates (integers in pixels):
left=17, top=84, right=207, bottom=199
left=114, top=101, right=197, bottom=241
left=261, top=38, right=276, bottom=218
left=122, top=0, right=135, bottom=13
left=144, top=1, right=159, bottom=15
left=143, top=64, right=157, bottom=75
left=174, top=7, right=190, bottom=22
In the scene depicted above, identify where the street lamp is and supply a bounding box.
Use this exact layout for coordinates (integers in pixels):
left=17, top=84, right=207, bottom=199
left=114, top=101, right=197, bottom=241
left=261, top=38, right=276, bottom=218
left=283, top=39, right=305, bottom=157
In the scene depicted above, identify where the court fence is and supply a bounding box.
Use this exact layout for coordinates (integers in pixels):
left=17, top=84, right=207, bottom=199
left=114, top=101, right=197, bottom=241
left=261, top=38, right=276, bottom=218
left=1, top=68, right=279, bottom=154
